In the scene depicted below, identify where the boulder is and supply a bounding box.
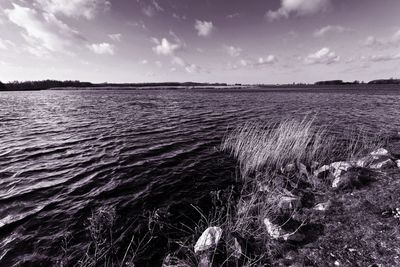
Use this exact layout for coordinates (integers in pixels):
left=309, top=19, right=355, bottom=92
left=194, top=227, right=223, bottom=253
left=370, top=148, right=390, bottom=157
left=330, top=161, right=353, bottom=178
left=396, top=160, right=400, bottom=168
left=263, top=218, right=284, bottom=239
left=369, top=158, right=395, bottom=169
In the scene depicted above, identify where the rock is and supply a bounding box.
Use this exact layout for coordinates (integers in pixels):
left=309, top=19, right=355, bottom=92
left=314, top=165, right=331, bottom=178
left=263, top=218, right=284, bottom=239
left=194, top=227, right=223, bottom=253
left=314, top=201, right=331, bottom=211
left=232, top=237, right=242, bottom=259
left=396, top=160, right=400, bottom=168
left=277, top=195, right=301, bottom=213
left=355, top=155, right=375, bottom=168
left=330, top=162, right=353, bottom=178
left=369, top=158, right=395, bottom=169
left=370, top=148, right=390, bottom=157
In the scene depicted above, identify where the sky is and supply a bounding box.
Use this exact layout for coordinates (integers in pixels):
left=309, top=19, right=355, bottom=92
left=0, top=0, right=399, bottom=84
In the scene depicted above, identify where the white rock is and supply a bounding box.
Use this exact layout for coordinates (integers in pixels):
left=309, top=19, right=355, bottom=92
left=314, top=201, right=331, bottom=211
left=369, top=158, right=395, bottom=169
left=232, top=238, right=242, bottom=259
left=396, top=160, right=400, bottom=168
left=194, top=227, right=223, bottom=253
left=277, top=196, right=300, bottom=212
left=330, top=162, right=353, bottom=178
left=370, top=148, right=389, bottom=157
left=263, top=218, right=284, bottom=239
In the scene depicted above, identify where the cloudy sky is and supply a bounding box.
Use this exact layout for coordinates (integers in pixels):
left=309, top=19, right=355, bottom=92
left=0, top=0, right=399, bottom=84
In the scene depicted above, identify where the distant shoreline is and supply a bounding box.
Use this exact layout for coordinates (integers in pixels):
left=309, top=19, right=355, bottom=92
left=1, top=82, right=400, bottom=92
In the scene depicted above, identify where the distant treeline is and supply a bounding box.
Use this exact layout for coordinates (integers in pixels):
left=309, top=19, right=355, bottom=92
left=315, top=78, right=400, bottom=85
left=0, top=80, right=228, bottom=91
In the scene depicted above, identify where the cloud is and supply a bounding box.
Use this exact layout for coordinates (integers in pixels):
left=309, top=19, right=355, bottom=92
left=367, top=54, right=400, bottom=62
left=224, top=45, right=242, bottom=57
left=5, top=3, right=83, bottom=55
left=185, top=63, right=200, bottom=74
left=141, top=0, right=163, bottom=17
left=226, top=13, right=240, bottom=19
left=313, top=25, right=352, bottom=38
left=140, top=59, right=148, bottom=64
left=256, top=55, right=277, bottom=65
left=171, top=56, right=202, bottom=73
left=0, top=39, right=15, bottom=50
left=194, top=20, right=214, bottom=37
left=151, top=0, right=164, bottom=12
left=266, top=0, right=330, bottom=21
left=88, top=42, right=114, bottom=55
left=228, top=55, right=278, bottom=70
left=172, top=13, right=187, bottom=20
left=152, top=38, right=180, bottom=56
left=108, top=33, right=122, bottom=42
left=305, top=47, right=339, bottom=64
left=35, top=0, right=111, bottom=20
left=364, top=30, right=400, bottom=49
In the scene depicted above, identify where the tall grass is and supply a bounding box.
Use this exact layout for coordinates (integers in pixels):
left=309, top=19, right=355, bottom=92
left=221, top=117, right=334, bottom=180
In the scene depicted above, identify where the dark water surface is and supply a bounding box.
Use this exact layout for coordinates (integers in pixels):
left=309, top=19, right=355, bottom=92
left=1, top=87, right=400, bottom=265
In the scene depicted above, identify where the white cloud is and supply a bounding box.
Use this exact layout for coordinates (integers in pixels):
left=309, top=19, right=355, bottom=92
left=367, top=54, right=400, bottom=62
left=227, top=13, right=241, bottom=19
left=5, top=4, right=83, bottom=55
left=152, top=38, right=180, bottom=56
left=172, top=13, right=187, bottom=20
left=152, top=0, right=164, bottom=12
left=88, top=42, right=114, bottom=55
left=224, top=45, right=242, bottom=57
left=35, top=0, right=111, bottom=20
left=171, top=56, right=185, bottom=67
left=194, top=20, right=214, bottom=37
left=257, top=55, right=277, bottom=65
left=266, top=0, right=330, bottom=21
left=140, top=59, right=148, bottom=64
left=364, top=30, right=400, bottom=49
left=228, top=55, right=278, bottom=70
left=185, top=63, right=200, bottom=73
left=0, top=39, right=15, bottom=50
left=313, top=25, right=352, bottom=38
left=108, top=33, right=122, bottom=42
left=142, top=5, right=155, bottom=17
left=305, top=47, right=339, bottom=64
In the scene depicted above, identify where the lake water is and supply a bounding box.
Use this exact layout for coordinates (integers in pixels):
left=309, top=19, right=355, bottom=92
left=1, top=87, right=400, bottom=266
